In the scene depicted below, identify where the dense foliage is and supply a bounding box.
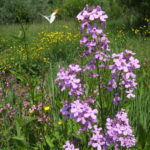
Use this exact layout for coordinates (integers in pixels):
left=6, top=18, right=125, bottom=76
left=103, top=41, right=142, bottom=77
left=0, top=0, right=150, bottom=28
left=0, top=4, right=150, bottom=149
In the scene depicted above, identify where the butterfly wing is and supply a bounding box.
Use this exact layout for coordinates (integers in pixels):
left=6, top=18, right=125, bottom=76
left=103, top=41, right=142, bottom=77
left=39, top=9, right=58, bottom=24
left=49, top=12, right=56, bottom=24
left=43, top=16, right=52, bottom=24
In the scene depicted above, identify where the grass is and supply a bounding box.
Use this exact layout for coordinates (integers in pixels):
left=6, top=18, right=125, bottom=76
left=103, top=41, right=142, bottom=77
left=0, top=18, right=150, bottom=149
left=0, top=19, right=79, bottom=40
left=0, top=19, right=149, bottom=59
left=106, top=29, right=150, bottom=59
left=0, top=19, right=81, bottom=72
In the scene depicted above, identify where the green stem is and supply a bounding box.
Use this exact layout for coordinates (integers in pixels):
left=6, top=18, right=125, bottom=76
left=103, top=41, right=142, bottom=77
left=18, top=18, right=30, bottom=71
left=96, top=60, right=104, bottom=131
left=17, top=14, right=35, bottom=103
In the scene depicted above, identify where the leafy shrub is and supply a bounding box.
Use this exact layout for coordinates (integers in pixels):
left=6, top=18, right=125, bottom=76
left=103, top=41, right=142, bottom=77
left=0, top=0, right=49, bottom=24
left=56, top=0, right=101, bottom=18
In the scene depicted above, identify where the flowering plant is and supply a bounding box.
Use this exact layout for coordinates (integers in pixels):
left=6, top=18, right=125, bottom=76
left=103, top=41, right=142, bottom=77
left=55, top=4, right=140, bottom=150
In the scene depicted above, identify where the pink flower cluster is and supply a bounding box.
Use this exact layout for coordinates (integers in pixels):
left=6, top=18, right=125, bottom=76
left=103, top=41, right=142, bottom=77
left=88, top=109, right=136, bottom=149
left=22, top=101, right=50, bottom=123
left=0, top=103, right=15, bottom=120
left=88, top=125, right=106, bottom=150
left=108, top=50, right=140, bottom=100
left=113, top=92, right=121, bottom=105
left=106, top=109, right=136, bottom=148
left=60, top=4, right=138, bottom=149
left=77, top=4, right=108, bottom=30
left=56, top=64, right=84, bottom=96
left=63, top=140, right=79, bottom=150
left=0, top=87, right=3, bottom=97
left=77, top=4, right=109, bottom=57
left=80, top=27, right=110, bottom=56
left=60, top=99, right=98, bottom=132
left=28, top=103, right=42, bottom=114
left=76, top=4, right=111, bottom=83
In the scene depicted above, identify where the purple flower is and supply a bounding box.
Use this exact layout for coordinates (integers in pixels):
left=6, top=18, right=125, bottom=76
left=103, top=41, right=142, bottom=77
left=56, top=64, right=84, bottom=97
left=77, top=5, right=108, bottom=28
left=108, top=50, right=140, bottom=99
left=60, top=99, right=98, bottom=132
left=83, top=59, right=96, bottom=72
left=63, top=141, right=79, bottom=150
left=113, top=92, right=121, bottom=105
left=88, top=125, right=106, bottom=150
left=125, top=89, right=135, bottom=98
left=77, top=4, right=110, bottom=58
left=106, top=109, right=136, bottom=148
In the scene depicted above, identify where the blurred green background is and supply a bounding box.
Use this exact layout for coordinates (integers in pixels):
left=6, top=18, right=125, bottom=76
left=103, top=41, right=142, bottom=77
left=0, top=0, right=150, bottom=28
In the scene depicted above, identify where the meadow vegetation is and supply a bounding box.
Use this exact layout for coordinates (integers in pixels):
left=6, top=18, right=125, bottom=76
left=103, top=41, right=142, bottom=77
left=0, top=1, right=150, bottom=150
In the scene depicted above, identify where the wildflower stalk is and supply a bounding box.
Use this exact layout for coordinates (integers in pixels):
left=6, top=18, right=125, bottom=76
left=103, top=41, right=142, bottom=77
left=59, top=5, right=139, bottom=149
left=16, top=15, right=30, bottom=72
left=16, top=11, right=35, bottom=103
left=96, top=60, right=104, bottom=131
left=19, top=22, right=35, bottom=103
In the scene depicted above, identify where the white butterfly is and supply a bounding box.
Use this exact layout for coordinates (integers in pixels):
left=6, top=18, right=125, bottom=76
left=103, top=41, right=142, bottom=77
left=39, top=9, right=58, bottom=24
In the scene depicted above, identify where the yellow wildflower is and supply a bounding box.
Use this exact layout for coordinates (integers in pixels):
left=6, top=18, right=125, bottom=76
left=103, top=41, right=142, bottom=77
left=131, top=28, right=134, bottom=32
left=135, top=29, right=139, bottom=34
left=43, top=58, right=46, bottom=62
left=44, top=106, right=50, bottom=111
left=58, top=121, right=62, bottom=125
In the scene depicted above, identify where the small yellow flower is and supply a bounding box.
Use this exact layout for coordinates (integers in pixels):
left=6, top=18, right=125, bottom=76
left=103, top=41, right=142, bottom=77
left=43, top=58, right=46, bottom=62
left=58, top=121, right=62, bottom=125
left=135, top=29, right=139, bottom=34
left=131, top=28, right=134, bottom=32
left=44, top=106, right=50, bottom=111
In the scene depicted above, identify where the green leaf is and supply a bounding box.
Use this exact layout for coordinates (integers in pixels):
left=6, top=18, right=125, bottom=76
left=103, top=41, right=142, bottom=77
left=14, top=117, right=24, bottom=136
left=23, top=116, right=37, bottom=126
left=16, top=122, right=22, bottom=137
left=137, top=123, right=147, bottom=149
left=11, top=136, right=27, bottom=150
left=85, top=84, right=89, bottom=97
left=54, top=131, right=60, bottom=139
left=144, top=127, right=150, bottom=150
left=144, top=145, right=150, bottom=150
left=10, top=70, right=26, bottom=83
left=18, top=31, right=23, bottom=38
left=45, top=135, right=54, bottom=148
left=14, top=117, right=24, bottom=127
